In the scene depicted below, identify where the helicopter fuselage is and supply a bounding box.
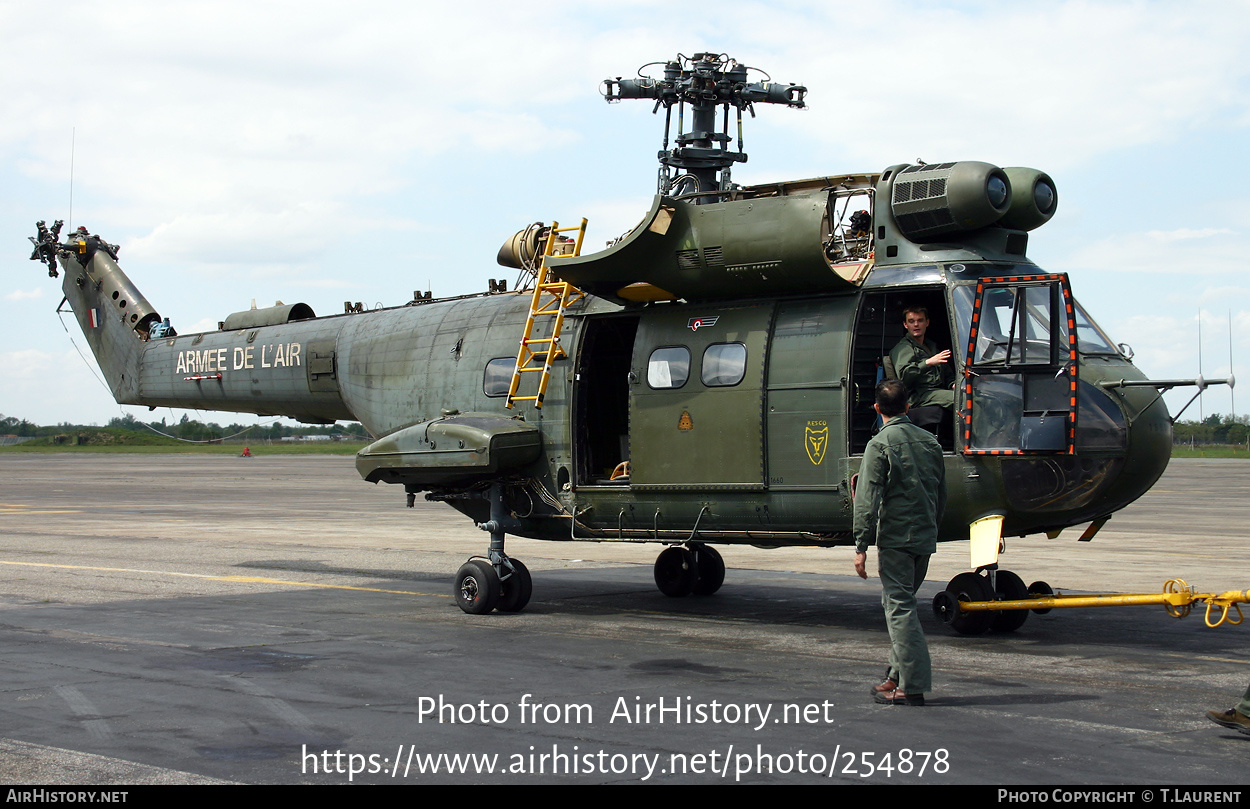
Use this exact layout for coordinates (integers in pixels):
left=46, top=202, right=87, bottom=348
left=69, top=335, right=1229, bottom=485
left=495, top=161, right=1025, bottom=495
left=55, top=240, right=1170, bottom=552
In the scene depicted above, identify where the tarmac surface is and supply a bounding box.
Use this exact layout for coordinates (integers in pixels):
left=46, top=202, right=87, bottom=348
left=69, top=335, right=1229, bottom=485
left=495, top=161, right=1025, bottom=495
left=0, top=453, right=1246, bottom=785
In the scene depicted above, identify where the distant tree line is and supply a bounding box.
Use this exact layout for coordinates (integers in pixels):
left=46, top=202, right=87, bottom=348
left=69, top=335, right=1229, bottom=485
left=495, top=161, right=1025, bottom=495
left=1173, top=414, right=1249, bottom=446
left=0, top=413, right=370, bottom=442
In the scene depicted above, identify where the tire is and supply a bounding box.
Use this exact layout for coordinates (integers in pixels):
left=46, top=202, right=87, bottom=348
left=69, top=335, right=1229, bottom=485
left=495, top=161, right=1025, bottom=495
left=654, top=547, right=697, bottom=597
left=454, top=560, right=500, bottom=615
left=989, top=570, right=1029, bottom=633
left=1028, top=580, right=1054, bottom=614
left=938, top=571, right=995, bottom=635
left=497, top=559, right=533, bottom=613
left=690, top=544, right=725, bottom=596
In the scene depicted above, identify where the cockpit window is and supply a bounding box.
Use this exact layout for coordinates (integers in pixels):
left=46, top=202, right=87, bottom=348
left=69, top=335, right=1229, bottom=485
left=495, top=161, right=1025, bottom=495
left=959, top=273, right=1080, bottom=457
left=969, top=284, right=1065, bottom=366
left=952, top=284, right=975, bottom=357
left=1073, top=302, right=1120, bottom=355
left=955, top=283, right=1111, bottom=363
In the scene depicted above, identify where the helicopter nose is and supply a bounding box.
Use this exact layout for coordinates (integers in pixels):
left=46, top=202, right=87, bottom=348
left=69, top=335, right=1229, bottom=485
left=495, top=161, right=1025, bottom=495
left=1103, top=388, right=1172, bottom=511
left=993, top=383, right=1171, bottom=527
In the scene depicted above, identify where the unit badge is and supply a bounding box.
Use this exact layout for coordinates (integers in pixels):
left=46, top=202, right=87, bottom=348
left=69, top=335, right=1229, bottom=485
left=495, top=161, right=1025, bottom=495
left=805, top=421, right=828, bottom=465
left=687, top=316, right=719, bottom=331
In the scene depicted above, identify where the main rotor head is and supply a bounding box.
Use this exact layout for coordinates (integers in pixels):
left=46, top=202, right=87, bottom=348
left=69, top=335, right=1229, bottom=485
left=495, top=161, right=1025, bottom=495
left=603, top=52, right=806, bottom=200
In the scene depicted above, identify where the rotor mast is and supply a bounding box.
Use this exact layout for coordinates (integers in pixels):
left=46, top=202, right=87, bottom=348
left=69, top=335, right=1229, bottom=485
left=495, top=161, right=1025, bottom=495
left=603, top=52, right=807, bottom=202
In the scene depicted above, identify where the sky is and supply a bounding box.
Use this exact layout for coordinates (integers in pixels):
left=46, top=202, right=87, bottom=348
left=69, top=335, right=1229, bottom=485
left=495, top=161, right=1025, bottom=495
left=2, top=0, right=1248, bottom=427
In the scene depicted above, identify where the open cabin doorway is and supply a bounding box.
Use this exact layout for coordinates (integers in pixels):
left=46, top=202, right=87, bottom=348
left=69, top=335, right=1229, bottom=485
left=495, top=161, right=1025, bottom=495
left=573, top=314, right=639, bottom=485
left=850, top=287, right=956, bottom=454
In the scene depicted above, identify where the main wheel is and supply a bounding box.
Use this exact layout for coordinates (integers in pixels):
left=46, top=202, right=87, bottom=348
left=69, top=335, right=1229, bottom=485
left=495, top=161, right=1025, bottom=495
left=454, top=560, right=500, bottom=615
left=691, top=544, right=725, bottom=596
left=933, top=571, right=995, bottom=635
left=497, top=559, right=533, bottom=613
left=654, top=547, right=697, bottom=597
left=989, top=570, right=1029, bottom=633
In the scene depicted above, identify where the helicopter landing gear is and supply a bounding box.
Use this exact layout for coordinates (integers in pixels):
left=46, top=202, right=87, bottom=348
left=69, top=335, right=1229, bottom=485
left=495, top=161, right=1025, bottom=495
left=932, top=568, right=1052, bottom=635
left=932, top=571, right=995, bottom=635
left=453, top=556, right=531, bottom=614
left=989, top=570, right=1030, bottom=633
left=497, top=558, right=532, bottom=613
left=653, top=543, right=725, bottom=597
left=455, top=559, right=500, bottom=614
left=453, top=483, right=534, bottom=615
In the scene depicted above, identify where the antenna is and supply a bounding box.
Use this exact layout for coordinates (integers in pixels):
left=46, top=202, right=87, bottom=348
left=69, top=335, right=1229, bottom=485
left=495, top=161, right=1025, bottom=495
left=1231, top=309, right=1236, bottom=420
left=1198, top=310, right=1203, bottom=423
left=68, top=127, right=75, bottom=231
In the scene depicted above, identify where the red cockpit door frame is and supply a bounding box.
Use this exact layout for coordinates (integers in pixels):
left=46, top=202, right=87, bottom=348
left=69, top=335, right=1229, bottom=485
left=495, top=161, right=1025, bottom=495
left=962, top=273, right=1078, bottom=456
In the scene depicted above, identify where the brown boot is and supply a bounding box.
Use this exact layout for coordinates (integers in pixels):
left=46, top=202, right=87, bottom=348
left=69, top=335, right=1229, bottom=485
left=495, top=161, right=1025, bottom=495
left=1206, top=708, right=1250, bottom=731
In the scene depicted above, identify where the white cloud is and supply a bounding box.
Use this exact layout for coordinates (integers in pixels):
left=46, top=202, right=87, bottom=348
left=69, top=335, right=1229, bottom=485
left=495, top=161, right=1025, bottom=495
left=1055, top=227, right=1247, bottom=275
left=777, top=1, right=1250, bottom=172
left=0, top=348, right=119, bottom=425
left=3, top=288, right=43, bottom=302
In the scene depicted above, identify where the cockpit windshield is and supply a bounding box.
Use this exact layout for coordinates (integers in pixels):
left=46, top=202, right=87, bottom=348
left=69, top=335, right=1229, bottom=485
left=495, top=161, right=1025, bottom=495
left=1072, top=301, right=1120, bottom=355
left=952, top=283, right=1066, bottom=367
left=952, top=284, right=1122, bottom=359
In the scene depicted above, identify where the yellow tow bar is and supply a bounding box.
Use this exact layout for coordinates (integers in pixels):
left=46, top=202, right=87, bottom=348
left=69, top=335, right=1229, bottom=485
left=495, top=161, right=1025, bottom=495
left=958, top=579, right=1248, bottom=628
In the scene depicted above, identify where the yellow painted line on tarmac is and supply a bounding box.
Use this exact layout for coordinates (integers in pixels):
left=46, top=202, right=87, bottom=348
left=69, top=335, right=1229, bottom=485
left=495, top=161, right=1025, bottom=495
left=1, top=504, right=82, bottom=515
left=0, top=560, right=448, bottom=599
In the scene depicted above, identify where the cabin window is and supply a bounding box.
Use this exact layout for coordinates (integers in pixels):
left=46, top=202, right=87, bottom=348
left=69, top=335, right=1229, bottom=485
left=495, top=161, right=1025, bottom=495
left=483, top=357, right=514, bottom=397
left=647, top=346, right=690, bottom=389
left=701, top=342, right=747, bottom=387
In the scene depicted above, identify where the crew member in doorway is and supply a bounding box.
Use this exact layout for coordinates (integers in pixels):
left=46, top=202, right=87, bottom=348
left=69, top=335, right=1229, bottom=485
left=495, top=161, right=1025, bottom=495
left=889, top=306, right=954, bottom=434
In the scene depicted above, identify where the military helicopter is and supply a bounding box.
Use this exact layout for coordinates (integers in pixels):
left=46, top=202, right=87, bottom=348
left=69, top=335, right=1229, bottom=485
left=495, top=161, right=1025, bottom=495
left=28, top=52, right=1228, bottom=632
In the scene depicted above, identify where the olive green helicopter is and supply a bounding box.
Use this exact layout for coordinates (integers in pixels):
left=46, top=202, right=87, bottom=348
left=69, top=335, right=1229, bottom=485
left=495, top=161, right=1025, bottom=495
left=29, top=52, right=1228, bottom=633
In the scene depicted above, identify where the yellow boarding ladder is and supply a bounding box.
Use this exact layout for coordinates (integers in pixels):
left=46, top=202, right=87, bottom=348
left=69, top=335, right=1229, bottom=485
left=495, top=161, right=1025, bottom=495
left=506, top=220, right=587, bottom=410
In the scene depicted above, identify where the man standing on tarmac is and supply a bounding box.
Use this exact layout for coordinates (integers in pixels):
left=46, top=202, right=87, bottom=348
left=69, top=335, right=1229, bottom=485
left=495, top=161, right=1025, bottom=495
left=853, top=379, right=947, bottom=706
left=1207, top=685, right=1250, bottom=735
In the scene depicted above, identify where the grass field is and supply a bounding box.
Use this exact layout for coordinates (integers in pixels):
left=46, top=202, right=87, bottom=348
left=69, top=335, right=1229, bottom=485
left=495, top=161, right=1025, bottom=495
left=1169, top=445, right=1250, bottom=459
left=0, top=443, right=368, bottom=455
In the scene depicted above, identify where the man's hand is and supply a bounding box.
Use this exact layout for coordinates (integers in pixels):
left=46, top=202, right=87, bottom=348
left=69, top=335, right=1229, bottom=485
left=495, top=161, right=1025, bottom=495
left=925, top=349, right=951, bottom=366
left=854, top=551, right=868, bottom=579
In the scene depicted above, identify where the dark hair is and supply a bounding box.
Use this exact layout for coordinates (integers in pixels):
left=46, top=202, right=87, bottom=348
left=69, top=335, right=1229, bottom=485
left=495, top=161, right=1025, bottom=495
left=875, top=379, right=909, bottom=417
left=902, top=306, right=928, bottom=321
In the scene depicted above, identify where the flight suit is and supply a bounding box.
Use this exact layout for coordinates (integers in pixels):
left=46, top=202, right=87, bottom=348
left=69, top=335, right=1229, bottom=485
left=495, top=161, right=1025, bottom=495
left=890, top=335, right=954, bottom=408
left=853, top=415, right=947, bottom=694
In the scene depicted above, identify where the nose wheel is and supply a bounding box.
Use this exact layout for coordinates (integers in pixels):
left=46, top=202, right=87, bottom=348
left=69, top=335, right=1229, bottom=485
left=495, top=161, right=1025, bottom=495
left=653, top=543, right=725, bottom=597
left=932, top=569, right=1042, bottom=635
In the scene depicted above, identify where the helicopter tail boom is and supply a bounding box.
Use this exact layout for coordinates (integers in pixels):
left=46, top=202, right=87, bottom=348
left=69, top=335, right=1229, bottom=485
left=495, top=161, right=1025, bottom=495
left=34, top=222, right=354, bottom=424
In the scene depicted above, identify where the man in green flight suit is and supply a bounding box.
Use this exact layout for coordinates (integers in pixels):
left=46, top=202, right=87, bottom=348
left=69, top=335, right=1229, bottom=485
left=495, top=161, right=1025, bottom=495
left=853, top=379, right=947, bottom=706
left=889, top=306, right=954, bottom=434
left=1207, top=684, right=1250, bottom=735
